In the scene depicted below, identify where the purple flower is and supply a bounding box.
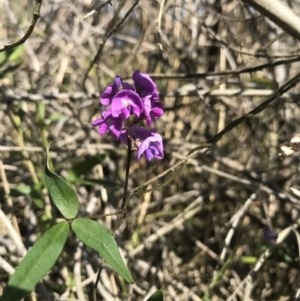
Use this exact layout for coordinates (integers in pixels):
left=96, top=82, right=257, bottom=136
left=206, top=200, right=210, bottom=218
left=121, top=127, right=164, bottom=161
left=133, top=70, right=159, bottom=101
left=111, top=90, right=144, bottom=120
left=92, top=108, right=123, bottom=140
left=141, top=97, right=164, bottom=125
left=132, top=71, right=163, bottom=125
left=93, top=71, right=164, bottom=161
left=100, top=76, right=134, bottom=106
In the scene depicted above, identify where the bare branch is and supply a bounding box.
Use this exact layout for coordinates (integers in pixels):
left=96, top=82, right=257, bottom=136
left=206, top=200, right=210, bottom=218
left=242, top=0, right=300, bottom=41
left=0, top=0, right=42, bottom=52
left=0, top=88, right=296, bottom=104
left=82, top=0, right=140, bottom=92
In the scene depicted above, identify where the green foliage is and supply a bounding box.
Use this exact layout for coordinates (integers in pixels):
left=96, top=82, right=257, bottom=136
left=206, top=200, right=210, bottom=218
left=1, top=150, right=133, bottom=301
left=48, top=113, right=67, bottom=122
left=66, top=154, right=120, bottom=187
left=0, top=46, right=24, bottom=65
left=8, top=183, right=45, bottom=209
left=67, top=154, right=105, bottom=180
left=31, top=184, right=46, bottom=209
left=241, top=256, right=257, bottom=264
left=8, top=184, right=31, bottom=197
left=0, top=64, right=21, bottom=79
left=71, top=218, right=134, bottom=283
left=44, top=146, right=79, bottom=219
left=3, top=1, right=300, bottom=299
left=146, top=289, right=164, bottom=301
left=36, top=101, right=46, bottom=123
left=0, top=222, right=69, bottom=301
left=0, top=46, right=23, bottom=79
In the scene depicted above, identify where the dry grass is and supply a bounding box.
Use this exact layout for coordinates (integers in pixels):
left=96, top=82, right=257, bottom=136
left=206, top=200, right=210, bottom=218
left=1, top=0, right=300, bottom=300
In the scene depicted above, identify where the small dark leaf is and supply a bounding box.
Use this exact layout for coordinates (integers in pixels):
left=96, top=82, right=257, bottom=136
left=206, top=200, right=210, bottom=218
left=146, top=289, right=164, bottom=301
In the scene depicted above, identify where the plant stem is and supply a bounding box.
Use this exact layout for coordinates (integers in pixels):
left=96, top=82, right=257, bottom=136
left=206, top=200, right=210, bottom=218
left=121, top=133, right=132, bottom=211
left=113, top=131, right=132, bottom=234
left=93, top=132, right=132, bottom=301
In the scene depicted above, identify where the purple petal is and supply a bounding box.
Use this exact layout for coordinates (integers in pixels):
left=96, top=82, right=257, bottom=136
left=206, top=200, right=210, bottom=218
left=132, top=128, right=164, bottom=161
left=123, top=82, right=135, bottom=91
left=120, top=129, right=129, bottom=145
left=100, top=76, right=134, bottom=106
left=92, top=118, right=102, bottom=126
left=99, top=123, right=108, bottom=135
left=130, top=126, right=152, bottom=140
left=111, top=90, right=144, bottom=118
left=109, top=120, right=123, bottom=140
left=132, top=70, right=159, bottom=100
left=150, top=102, right=164, bottom=119
left=142, top=96, right=152, bottom=125
left=143, top=148, right=154, bottom=161
left=100, top=85, right=113, bottom=105
left=92, top=107, right=124, bottom=139
left=121, top=107, right=130, bottom=119
left=113, top=76, right=122, bottom=91
left=137, top=139, right=150, bottom=159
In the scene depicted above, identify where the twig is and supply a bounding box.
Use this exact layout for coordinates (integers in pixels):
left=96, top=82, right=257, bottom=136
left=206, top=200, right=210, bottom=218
left=157, top=0, right=166, bottom=50
left=242, top=0, right=300, bottom=41
left=0, top=209, right=26, bottom=257
left=226, top=221, right=300, bottom=301
left=195, top=239, right=219, bottom=261
left=74, top=244, right=85, bottom=301
left=219, top=191, right=259, bottom=263
left=130, top=143, right=211, bottom=196
left=83, top=0, right=112, bottom=20
left=204, top=256, right=233, bottom=300
left=167, top=277, right=202, bottom=301
left=0, top=256, right=15, bottom=275
left=0, top=160, right=21, bottom=237
left=146, top=56, right=300, bottom=79
left=171, top=3, right=300, bottom=59
left=85, top=264, right=115, bottom=301
left=0, top=88, right=296, bottom=104
left=0, top=0, right=43, bottom=52
left=83, top=0, right=140, bottom=92
left=0, top=144, right=115, bottom=153
left=129, top=197, right=203, bottom=257
left=208, top=71, right=300, bottom=145
left=172, top=153, right=300, bottom=205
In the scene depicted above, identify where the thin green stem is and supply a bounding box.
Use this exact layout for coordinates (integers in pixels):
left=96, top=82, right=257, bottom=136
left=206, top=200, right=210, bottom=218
left=93, top=132, right=132, bottom=300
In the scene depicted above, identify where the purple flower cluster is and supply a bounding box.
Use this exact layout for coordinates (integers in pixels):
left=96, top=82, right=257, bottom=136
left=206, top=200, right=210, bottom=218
left=92, top=70, right=164, bottom=161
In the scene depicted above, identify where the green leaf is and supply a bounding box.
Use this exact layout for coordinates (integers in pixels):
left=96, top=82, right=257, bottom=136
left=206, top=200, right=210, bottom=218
left=49, top=113, right=66, bottom=122
left=44, top=146, right=79, bottom=219
left=7, top=46, right=24, bottom=62
left=71, top=218, right=133, bottom=283
left=241, top=256, right=257, bottom=264
left=146, top=289, right=164, bottom=301
left=36, top=101, right=45, bottom=122
left=0, top=46, right=23, bottom=66
left=31, top=185, right=45, bottom=209
left=0, top=222, right=69, bottom=301
left=9, top=184, right=31, bottom=197
left=67, top=154, right=106, bottom=182
left=0, top=52, right=7, bottom=66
